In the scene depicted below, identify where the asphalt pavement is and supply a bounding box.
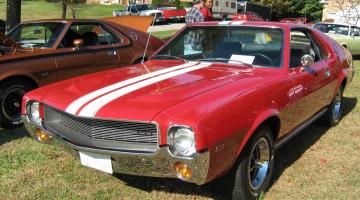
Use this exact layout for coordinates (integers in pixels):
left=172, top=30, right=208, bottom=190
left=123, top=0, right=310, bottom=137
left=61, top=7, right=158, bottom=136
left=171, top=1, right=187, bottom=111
left=148, top=23, right=185, bottom=32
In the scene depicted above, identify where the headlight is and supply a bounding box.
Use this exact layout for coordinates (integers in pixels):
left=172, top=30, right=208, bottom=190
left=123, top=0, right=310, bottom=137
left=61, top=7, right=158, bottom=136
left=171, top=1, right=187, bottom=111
left=168, top=126, right=196, bottom=157
left=27, top=101, right=42, bottom=125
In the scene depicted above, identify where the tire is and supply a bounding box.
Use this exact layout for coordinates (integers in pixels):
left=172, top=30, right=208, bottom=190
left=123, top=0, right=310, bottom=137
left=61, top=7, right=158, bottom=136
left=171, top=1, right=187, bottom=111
left=0, top=79, right=34, bottom=128
left=232, top=126, right=275, bottom=200
left=321, top=85, right=343, bottom=127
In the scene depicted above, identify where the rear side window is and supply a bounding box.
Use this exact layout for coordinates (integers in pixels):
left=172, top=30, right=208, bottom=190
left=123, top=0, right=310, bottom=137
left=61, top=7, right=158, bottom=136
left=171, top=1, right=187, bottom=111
left=59, top=23, right=120, bottom=48
left=289, top=30, right=328, bottom=68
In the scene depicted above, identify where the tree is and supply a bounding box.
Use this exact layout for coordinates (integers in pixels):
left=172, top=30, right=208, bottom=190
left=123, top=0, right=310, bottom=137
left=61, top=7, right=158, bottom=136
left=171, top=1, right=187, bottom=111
left=66, top=0, right=86, bottom=18
left=6, top=0, right=21, bottom=31
left=334, top=0, right=360, bottom=25
left=257, top=0, right=323, bottom=20
left=62, top=0, right=67, bottom=19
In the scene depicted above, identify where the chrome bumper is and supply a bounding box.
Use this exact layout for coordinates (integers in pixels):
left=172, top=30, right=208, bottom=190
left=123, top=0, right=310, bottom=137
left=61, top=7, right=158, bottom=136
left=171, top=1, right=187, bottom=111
left=22, top=115, right=210, bottom=185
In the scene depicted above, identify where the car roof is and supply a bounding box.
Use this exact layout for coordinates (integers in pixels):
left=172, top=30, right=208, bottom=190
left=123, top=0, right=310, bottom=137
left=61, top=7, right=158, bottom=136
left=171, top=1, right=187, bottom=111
left=19, top=18, right=107, bottom=24
left=189, top=21, right=308, bottom=29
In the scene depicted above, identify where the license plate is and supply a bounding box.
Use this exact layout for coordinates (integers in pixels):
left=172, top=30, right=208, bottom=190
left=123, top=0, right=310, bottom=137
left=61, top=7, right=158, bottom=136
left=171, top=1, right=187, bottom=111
left=79, top=151, right=113, bottom=174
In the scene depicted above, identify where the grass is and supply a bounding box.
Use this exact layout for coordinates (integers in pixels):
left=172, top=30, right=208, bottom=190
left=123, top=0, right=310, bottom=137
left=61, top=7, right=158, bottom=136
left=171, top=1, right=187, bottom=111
left=151, top=30, right=178, bottom=39
left=0, top=0, right=124, bottom=22
left=0, top=61, right=359, bottom=199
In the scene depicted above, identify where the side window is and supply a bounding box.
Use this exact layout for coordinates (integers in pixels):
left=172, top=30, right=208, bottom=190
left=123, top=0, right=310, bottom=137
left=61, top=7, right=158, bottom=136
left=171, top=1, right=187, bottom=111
left=351, top=26, right=360, bottom=36
left=290, top=30, right=329, bottom=68
left=59, top=23, right=119, bottom=48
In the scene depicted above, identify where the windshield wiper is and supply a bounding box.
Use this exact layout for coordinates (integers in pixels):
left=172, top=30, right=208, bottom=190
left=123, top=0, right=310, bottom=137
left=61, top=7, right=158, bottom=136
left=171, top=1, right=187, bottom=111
left=198, top=58, right=254, bottom=68
left=152, top=54, right=188, bottom=62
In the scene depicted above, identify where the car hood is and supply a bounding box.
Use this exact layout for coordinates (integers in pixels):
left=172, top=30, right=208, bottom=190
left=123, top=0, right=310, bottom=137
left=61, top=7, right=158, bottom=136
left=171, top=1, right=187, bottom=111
left=26, top=60, right=256, bottom=122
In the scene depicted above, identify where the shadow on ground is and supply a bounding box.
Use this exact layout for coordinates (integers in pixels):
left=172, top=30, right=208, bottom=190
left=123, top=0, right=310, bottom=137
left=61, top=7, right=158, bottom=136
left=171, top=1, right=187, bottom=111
left=114, top=97, right=357, bottom=199
left=0, top=127, right=30, bottom=146
left=270, top=96, right=358, bottom=187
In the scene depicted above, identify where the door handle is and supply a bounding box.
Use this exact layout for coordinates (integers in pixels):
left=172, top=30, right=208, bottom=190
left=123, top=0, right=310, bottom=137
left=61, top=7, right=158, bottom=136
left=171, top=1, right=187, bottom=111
left=325, top=68, right=331, bottom=77
left=107, top=49, right=117, bottom=56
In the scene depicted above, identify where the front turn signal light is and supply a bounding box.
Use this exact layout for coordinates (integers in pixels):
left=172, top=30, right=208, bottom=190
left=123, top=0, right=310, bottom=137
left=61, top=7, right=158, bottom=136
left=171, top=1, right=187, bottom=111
left=35, top=128, right=51, bottom=143
left=175, top=162, right=192, bottom=180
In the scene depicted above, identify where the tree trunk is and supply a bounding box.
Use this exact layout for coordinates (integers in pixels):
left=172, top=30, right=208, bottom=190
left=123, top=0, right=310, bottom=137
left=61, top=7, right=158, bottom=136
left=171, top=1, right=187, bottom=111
left=6, top=0, right=21, bottom=32
left=62, top=1, right=67, bottom=19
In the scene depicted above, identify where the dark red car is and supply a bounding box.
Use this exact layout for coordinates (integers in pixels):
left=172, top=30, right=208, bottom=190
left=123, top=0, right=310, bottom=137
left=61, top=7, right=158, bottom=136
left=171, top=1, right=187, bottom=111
left=157, top=7, right=186, bottom=22
left=232, top=11, right=264, bottom=21
left=280, top=17, right=307, bottom=24
left=23, top=21, right=353, bottom=199
left=0, top=17, right=163, bottom=128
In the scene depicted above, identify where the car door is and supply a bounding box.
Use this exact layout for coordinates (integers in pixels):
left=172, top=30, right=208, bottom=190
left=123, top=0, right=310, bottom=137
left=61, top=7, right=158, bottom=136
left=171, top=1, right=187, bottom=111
left=55, top=22, right=124, bottom=81
left=287, top=29, right=334, bottom=128
left=347, top=26, right=360, bottom=55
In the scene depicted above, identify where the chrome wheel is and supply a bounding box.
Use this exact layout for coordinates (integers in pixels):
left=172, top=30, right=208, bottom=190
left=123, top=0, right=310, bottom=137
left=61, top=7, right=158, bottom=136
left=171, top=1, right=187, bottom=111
left=332, top=89, right=342, bottom=121
left=248, top=137, right=270, bottom=190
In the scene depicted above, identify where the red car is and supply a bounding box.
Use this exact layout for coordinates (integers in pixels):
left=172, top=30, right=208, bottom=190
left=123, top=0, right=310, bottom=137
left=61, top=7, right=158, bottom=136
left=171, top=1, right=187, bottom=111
left=22, top=21, right=354, bottom=199
left=280, top=17, right=307, bottom=24
left=157, top=7, right=186, bottom=22
left=232, top=11, right=264, bottom=21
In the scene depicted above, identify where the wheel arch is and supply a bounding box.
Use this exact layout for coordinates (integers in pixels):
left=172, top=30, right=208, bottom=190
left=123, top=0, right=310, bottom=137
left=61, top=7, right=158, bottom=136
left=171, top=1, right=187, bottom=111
left=0, top=75, right=39, bottom=89
left=235, top=109, right=280, bottom=159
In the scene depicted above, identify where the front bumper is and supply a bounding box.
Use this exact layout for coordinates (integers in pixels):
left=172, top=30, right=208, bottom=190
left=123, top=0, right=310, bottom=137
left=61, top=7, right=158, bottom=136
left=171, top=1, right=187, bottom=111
left=22, top=115, right=210, bottom=185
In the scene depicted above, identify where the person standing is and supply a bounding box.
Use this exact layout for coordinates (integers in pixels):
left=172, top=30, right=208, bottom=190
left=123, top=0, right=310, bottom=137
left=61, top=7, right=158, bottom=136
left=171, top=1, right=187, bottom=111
left=185, top=0, right=204, bottom=25
left=201, top=0, right=213, bottom=21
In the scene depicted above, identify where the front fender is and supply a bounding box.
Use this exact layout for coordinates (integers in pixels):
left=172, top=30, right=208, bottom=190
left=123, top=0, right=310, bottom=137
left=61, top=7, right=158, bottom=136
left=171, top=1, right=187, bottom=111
left=235, top=108, right=279, bottom=158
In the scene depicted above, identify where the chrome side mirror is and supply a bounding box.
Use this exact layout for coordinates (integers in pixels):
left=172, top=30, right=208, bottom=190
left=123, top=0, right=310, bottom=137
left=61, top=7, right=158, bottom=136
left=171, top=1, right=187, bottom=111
left=301, top=54, right=314, bottom=67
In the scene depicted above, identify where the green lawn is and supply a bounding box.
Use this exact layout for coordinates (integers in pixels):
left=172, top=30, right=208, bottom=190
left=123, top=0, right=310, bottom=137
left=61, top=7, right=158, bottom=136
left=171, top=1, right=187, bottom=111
left=0, top=0, right=124, bottom=21
left=0, top=61, right=359, bottom=199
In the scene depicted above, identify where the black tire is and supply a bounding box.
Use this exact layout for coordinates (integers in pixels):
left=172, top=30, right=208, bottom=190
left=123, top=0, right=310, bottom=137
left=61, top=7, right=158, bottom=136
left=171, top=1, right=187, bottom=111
left=321, top=85, right=343, bottom=127
left=0, top=79, right=34, bottom=128
left=232, top=126, right=275, bottom=200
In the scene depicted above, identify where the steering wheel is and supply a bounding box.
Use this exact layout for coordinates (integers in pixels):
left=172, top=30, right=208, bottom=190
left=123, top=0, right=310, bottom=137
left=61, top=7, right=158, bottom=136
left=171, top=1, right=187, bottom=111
left=250, top=53, right=275, bottom=66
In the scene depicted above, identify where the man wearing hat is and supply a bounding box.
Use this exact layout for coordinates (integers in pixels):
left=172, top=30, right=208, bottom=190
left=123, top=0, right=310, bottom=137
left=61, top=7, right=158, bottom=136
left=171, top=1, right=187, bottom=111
left=185, top=0, right=204, bottom=24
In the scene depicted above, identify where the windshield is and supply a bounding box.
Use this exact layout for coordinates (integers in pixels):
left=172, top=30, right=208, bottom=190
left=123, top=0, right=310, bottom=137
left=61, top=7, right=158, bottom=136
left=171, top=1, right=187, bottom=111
left=7, top=22, right=65, bottom=49
left=155, top=26, right=284, bottom=68
left=314, top=24, right=350, bottom=36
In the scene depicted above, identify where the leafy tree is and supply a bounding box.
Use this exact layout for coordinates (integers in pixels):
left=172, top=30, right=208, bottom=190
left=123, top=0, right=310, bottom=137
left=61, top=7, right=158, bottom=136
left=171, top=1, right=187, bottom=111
left=257, top=0, right=323, bottom=20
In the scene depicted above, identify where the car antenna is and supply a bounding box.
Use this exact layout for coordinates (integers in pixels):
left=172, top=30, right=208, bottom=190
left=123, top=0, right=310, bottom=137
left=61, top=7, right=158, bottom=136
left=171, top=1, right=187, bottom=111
left=141, top=16, right=156, bottom=64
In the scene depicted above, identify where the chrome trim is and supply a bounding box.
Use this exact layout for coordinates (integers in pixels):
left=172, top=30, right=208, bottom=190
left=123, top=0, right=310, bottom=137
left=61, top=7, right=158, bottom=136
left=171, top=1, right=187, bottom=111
left=167, top=125, right=197, bottom=159
left=43, top=104, right=161, bottom=151
left=22, top=115, right=210, bottom=185
left=274, top=107, right=328, bottom=150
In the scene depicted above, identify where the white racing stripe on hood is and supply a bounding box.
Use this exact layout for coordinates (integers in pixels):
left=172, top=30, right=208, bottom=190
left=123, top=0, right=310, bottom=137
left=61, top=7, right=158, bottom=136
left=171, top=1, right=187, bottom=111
left=65, top=61, right=199, bottom=115
left=78, top=62, right=212, bottom=117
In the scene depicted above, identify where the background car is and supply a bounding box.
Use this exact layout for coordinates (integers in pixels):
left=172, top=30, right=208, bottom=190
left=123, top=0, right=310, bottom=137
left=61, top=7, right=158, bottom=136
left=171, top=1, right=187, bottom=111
left=314, top=22, right=360, bottom=55
left=0, top=17, right=163, bottom=128
left=156, top=6, right=186, bottom=22
left=280, top=17, right=306, bottom=24
left=22, top=21, right=353, bottom=200
left=232, top=11, right=264, bottom=21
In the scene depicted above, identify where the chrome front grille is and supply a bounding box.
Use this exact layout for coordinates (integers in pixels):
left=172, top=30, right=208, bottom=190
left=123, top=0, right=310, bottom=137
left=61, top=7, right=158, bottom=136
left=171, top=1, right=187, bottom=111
left=44, top=105, right=159, bottom=152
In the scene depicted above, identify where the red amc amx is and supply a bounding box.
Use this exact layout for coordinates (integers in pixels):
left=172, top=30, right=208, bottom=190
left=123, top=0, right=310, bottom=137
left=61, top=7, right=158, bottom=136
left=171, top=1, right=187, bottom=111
left=22, top=21, right=354, bottom=199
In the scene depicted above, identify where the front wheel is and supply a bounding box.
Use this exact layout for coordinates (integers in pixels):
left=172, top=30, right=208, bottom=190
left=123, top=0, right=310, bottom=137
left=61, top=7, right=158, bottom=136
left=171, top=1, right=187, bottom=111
left=0, top=79, right=34, bottom=128
left=232, top=126, right=274, bottom=200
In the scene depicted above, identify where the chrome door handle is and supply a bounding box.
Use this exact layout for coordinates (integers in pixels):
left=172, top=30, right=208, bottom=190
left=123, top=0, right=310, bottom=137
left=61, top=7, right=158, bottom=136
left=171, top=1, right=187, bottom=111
left=107, top=49, right=117, bottom=56
left=325, top=69, right=331, bottom=77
